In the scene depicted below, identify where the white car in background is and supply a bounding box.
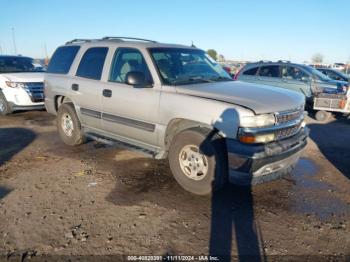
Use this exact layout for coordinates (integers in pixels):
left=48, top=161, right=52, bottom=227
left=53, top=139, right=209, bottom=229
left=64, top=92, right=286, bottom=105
left=0, top=55, right=45, bottom=115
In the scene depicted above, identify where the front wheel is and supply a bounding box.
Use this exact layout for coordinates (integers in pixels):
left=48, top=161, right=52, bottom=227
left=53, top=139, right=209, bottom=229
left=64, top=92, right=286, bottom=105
left=0, top=91, right=12, bottom=116
left=168, top=127, right=228, bottom=195
left=57, top=103, right=85, bottom=146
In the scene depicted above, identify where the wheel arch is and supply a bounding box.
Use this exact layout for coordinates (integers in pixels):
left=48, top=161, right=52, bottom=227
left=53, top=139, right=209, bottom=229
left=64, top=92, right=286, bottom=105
left=164, top=118, right=215, bottom=152
left=54, top=95, right=73, bottom=112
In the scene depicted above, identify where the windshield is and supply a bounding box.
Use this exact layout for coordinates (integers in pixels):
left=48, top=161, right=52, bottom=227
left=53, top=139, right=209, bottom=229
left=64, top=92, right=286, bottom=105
left=0, top=56, right=45, bottom=73
left=149, top=48, right=232, bottom=85
left=302, top=65, right=331, bottom=81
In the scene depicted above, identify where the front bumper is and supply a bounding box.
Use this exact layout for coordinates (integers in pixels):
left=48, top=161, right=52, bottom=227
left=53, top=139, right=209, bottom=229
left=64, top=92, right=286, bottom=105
left=2, top=86, right=44, bottom=108
left=226, top=127, right=309, bottom=185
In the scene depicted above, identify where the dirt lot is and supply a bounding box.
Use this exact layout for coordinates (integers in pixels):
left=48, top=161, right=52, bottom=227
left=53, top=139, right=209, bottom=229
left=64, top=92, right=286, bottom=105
left=0, top=110, right=349, bottom=260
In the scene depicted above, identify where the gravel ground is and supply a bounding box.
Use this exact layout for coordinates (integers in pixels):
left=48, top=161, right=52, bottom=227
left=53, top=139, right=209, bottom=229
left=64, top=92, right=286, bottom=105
left=0, top=110, right=349, bottom=261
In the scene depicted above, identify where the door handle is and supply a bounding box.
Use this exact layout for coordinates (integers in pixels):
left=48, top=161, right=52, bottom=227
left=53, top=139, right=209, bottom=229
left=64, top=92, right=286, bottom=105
left=71, top=84, right=79, bottom=91
left=103, top=89, right=112, bottom=98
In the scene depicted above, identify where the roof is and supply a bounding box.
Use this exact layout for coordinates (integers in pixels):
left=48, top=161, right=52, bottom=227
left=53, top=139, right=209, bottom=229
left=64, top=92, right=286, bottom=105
left=63, top=37, right=196, bottom=49
left=245, top=60, right=308, bottom=68
left=0, top=55, right=32, bottom=59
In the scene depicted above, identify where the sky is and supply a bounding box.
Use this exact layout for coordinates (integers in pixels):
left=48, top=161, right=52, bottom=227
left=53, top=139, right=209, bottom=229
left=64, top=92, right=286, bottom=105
left=0, top=0, right=349, bottom=64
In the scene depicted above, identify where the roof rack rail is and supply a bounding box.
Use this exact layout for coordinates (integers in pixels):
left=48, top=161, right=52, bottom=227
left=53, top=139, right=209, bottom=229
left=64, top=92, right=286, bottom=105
left=258, top=60, right=272, bottom=63
left=277, top=60, right=291, bottom=63
left=102, top=36, right=157, bottom=43
left=65, top=39, right=94, bottom=45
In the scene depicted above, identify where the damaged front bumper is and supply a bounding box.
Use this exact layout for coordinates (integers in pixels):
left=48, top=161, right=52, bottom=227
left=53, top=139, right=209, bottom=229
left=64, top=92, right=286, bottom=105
left=226, top=127, right=309, bottom=185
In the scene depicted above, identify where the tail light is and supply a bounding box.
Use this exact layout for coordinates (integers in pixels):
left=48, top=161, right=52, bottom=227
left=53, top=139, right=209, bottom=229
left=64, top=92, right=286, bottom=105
left=339, top=99, right=346, bottom=109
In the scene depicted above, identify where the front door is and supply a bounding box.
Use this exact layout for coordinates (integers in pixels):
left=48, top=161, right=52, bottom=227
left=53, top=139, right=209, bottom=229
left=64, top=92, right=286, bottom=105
left=280, top=66, right=312, bottom=97
left=100, top=47, right=160, bottom=147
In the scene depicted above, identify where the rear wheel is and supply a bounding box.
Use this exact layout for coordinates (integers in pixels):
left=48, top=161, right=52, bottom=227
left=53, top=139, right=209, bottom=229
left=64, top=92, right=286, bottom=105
left=0, top=91, right=12, bottom=116
left=315, top=110, right=330, bottom=122
left=168, top=127, right=228, bottom=195
left=57, top=103, right=85, bottom=146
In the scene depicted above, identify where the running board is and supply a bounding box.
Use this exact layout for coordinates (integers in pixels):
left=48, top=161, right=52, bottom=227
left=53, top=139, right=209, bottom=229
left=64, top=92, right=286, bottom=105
left=85, top=132, right=158, bottom=158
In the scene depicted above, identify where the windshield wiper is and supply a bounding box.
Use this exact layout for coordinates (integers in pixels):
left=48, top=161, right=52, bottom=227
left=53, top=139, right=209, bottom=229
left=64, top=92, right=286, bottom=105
left=209, top=76, right=233, bottom=82
left=172, top=77, right=215, bottom=86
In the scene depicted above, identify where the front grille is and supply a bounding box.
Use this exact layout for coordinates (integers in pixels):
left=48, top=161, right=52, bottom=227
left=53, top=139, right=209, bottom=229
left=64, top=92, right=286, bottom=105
left=23, top=82, right=44, bottom=102
left=275, top=107, right=304, bottom=124
left=273, top=106, right=304, bottom=140
left=275, top=123, right=302, bottom=140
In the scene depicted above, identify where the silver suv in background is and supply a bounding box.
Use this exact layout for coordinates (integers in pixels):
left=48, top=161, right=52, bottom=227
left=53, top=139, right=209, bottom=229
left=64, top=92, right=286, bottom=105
left=45, top=37, right=308, bottom=195
left=235, top=61, right=348, bottom=101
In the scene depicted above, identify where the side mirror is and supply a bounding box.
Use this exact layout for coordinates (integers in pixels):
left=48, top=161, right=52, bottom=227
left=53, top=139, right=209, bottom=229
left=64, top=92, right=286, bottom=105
left=126, top=71, right=149, bottom=88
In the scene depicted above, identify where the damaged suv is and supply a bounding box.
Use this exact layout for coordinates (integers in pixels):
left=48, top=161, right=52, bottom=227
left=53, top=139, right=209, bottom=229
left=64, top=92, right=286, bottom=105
left=45, top=37, right=308, bottom=195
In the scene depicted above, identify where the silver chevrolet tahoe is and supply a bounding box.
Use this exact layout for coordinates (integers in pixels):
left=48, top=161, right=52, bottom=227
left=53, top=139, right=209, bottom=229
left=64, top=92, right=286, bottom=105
left=44, top=37, right=308, bottom=195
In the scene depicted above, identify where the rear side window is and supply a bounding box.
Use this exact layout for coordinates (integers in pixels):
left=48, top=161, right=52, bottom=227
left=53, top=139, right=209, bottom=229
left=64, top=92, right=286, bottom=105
left=258, top=65, right=280, bottom=77
left=243, top=66, right=258, bottom=76
left=47, top=46, right=80, bottom=74
left=76, top=47, right=108, bottom=80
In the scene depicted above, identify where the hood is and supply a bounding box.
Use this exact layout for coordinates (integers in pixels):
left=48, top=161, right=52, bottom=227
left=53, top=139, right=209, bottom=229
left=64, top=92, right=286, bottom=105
left=1, top=72, right=44, bottom=83
left=175, top=81, right=305, bottom=114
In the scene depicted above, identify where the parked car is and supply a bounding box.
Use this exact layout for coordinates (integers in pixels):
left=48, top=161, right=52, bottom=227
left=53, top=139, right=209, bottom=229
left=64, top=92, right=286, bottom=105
left=45, top=37, right=308, bottom=195
left=331, top=63, right=346, bottom=71
left=235, top=61, right=348, bottom=102
left=316, top=68, right=349, bottom=82
left=0, top=55, right=45, bottom=115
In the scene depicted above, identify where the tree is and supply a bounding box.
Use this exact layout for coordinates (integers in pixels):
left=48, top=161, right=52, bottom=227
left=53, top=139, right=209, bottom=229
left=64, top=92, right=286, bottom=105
left=207, top=49, right=218, bottom=61
left=311, top=53, right=324, bottom=64
left=217, top=54, right=225, bottom=62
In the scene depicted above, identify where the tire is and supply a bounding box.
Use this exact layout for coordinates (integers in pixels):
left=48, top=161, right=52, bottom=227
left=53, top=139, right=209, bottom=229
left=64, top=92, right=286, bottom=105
left=168, top=127, right=228, bottom=195
left=57, top=103, right=85, bottom=146
left=0, top=91, right=12, bottom=116
left=315, top=110, right=330, bottom=122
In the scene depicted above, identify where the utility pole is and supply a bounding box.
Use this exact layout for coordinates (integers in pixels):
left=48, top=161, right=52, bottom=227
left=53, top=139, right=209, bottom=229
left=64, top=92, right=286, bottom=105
left=11, top=27, right=17, bottom=55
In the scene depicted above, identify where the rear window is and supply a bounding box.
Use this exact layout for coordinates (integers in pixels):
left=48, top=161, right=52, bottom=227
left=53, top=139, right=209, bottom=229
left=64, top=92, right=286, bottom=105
left=47, top=46, right=80, bottom=74
left=258, top=65, right=280, bottom=77
left=243, top=66, right=258, bottom=76
left=76, top=47, right=108, bottom=80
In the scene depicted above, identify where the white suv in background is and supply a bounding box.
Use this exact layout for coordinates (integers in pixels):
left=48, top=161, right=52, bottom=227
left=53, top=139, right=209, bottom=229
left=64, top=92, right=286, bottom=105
left=0, top=55, right=45, bottom=115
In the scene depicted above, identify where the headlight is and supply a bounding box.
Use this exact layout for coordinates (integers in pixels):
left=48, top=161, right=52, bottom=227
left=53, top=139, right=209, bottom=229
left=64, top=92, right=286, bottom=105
left=5, top=81, right=26, bottom=88
left=240, top=114, right=275, bottom=128
left=238, top=131, right=275, bottom=144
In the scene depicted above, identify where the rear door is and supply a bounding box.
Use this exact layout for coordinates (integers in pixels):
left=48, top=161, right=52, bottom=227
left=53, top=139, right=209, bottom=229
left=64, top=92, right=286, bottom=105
left=256, top=65, right=282, bottom=87
left=69, top=47, right=109, bottom=129
left=238, top=66, right=260, bottom=83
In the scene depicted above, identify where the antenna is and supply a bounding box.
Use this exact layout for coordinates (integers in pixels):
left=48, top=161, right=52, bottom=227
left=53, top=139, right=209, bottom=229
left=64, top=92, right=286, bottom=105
left=11, top=27, right=17, bottom=55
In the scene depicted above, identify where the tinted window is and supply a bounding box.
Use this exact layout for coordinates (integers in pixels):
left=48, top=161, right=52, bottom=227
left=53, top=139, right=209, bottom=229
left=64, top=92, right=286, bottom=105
left=0, top=56, right=45, bottom=73
left=281, top=66, right=310, bottom=81
left=258, top=65, right=280, bottom=77
left=321, top=70, right=343, bottom=81
left=243, top=67, right=258, bottom=76
left=76, top=47, right=108, bottom=80
left=47, top=46, right=80, bottom=74
left=109, top=48, right=152, bottom=84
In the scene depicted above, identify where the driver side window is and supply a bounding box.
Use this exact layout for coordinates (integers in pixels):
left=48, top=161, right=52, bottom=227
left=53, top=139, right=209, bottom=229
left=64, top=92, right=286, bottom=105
left=109, top=48, right=153, bottom=84
left=282, top=66, right=309, bottom=81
